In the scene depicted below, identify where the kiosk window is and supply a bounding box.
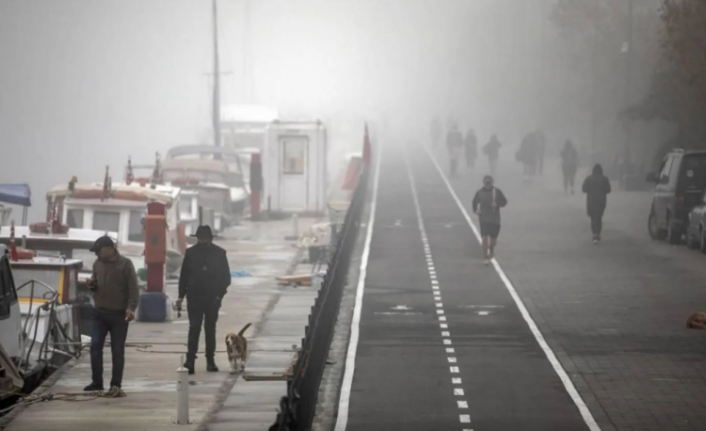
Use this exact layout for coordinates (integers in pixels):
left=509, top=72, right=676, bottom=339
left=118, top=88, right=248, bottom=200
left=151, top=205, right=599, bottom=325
left=282, top=139, right=306, bottom=175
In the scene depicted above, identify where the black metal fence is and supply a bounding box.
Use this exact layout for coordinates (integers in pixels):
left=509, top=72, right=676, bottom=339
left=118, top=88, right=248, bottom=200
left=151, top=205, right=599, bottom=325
left=269, top=166, right=370, bottom=431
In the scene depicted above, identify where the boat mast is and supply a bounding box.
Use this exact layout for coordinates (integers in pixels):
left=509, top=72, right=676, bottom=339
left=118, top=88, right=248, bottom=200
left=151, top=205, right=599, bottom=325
left=212, top=0, right=223, bottom=153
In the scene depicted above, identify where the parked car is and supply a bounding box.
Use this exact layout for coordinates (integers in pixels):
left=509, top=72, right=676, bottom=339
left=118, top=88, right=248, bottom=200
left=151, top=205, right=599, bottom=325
left=686, top=189, right=706, bottom=252
left=646, top=149, right=706, bottom=244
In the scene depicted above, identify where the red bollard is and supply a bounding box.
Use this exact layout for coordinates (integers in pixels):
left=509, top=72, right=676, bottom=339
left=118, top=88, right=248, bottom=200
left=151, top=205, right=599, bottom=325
left=144, top=202, right=166, bottom=293
left=363, top=123, right=371, bottom=166
left=250, top=153, right=263, bottom=220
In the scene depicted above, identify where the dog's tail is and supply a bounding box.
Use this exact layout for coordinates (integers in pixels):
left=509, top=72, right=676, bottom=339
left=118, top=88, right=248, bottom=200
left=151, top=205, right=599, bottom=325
left=238, top=322, right=252, bottom=337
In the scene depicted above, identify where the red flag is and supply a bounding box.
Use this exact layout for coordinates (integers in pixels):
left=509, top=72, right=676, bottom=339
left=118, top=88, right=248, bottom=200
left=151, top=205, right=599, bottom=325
left=363, top=123, right=371, bottom=166
left=102, top=166, right=110, bottom=201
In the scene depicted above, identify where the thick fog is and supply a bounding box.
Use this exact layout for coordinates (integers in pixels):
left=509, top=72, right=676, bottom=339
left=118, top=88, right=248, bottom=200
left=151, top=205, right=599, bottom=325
left=0, top=0, right=665, bottom=219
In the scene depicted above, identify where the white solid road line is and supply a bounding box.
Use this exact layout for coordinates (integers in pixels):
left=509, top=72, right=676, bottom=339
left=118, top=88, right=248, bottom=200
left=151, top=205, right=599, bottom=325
left=332, top=140, right=383, bottom=431
left=421, top=144, right=602, bottom=431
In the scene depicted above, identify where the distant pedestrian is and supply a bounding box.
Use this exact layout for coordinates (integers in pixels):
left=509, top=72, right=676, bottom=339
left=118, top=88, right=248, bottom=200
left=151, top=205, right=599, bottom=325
left=446, top=123, right=464, bottom=178
left=582, top=164, right=611, bottom=244
left=84, top=235, right=138, bottom=397
left=483, top=135, right=502, bottom=176
left=176, top=225, right=231, bottom=374
left=517, top=133, right=538, bottom=177
left=464, top=128, right=478, bottom=170
left=472, top=175, right=508, bottom=265
left=560, top=140, right=579, bottom=194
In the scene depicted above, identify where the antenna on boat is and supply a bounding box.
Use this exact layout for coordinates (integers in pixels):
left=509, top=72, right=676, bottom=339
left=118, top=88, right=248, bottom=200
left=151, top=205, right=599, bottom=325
left=126, top=156, right=135, bottom=185
left=9, top=220, right=18, bottom=261
left=102, top=165, right=110, bottom=202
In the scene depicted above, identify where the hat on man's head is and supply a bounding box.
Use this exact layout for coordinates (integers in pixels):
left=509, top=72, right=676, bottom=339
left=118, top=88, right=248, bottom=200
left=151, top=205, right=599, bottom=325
left=191, top=225, right=217, bottom=238
left=90, top=235, right=115, bottom=252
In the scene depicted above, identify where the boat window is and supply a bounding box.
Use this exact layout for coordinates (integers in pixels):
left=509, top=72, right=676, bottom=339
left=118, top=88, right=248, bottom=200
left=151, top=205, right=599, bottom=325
left=67, top=268, right=78, bottom=302
left=282, top=139, right=307, bottom=175
left=66, top=209, right=85, bottom=229
left=93, top=211, right=120, bottom=233
left=72, top=249, right=97, bottom=270
left=13, top=268, right=60, bottom=301
left=128, top=211, right=145, bottom=242
left=178, top=198, right=193, bottom=217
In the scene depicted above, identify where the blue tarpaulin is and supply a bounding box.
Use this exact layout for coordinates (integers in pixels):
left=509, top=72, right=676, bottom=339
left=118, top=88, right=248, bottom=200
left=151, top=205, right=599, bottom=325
left=0, top=184, right=31, bottom=207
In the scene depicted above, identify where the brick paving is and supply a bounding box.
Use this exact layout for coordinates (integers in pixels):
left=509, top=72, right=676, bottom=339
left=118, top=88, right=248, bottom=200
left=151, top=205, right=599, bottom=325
left=449, top=157, right=706, bottom=430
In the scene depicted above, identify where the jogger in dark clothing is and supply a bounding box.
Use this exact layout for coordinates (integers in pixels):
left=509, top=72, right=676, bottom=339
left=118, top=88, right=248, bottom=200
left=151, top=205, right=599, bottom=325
left=582, top=164, right=611, bottom=243
left=472, top=175, right=508, bottom=264
left=560, top=140, right=578, bottom=194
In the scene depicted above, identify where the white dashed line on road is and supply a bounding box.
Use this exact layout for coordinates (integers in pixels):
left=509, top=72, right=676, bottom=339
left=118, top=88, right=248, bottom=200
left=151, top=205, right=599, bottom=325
left=404, top=150, right=472, bottom=429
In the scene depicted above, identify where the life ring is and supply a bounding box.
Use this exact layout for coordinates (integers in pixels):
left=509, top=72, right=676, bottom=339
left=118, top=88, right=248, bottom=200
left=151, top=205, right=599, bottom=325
left=177, top=222, right=187, bottom=254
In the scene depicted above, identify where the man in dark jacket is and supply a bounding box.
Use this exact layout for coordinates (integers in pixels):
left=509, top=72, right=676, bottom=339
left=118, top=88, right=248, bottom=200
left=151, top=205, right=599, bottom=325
left=176, top=225, right=231, bottom=374
left=582, top=164, right=611, bottom=243
left=84, top=235, right=139, bottom=395
left=472, top=175, right=508, bottom=265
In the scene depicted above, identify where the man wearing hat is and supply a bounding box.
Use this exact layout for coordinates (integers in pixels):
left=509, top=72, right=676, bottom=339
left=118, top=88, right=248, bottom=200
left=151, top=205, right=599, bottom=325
left=176, top=226, right=231, bottom=374
left=84, top=235, right=139, bottom=395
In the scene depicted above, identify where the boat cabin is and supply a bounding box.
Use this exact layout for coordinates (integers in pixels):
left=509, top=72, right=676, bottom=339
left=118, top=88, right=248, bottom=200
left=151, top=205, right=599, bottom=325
left=11, top=257, right=83, bottom=357
left=0, top=226, right=120, bottom=289
left=46, top=180, right=182, bottom=252
left=162, top=145, right=251, bottom=230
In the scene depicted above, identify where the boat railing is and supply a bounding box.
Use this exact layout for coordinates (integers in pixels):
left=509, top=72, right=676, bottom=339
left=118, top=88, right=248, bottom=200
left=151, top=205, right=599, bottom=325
left=14, top=280, right=71, bottom=371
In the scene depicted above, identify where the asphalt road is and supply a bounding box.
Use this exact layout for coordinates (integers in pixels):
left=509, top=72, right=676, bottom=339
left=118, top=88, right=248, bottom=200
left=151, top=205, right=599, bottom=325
left=343, top=143, right=594, bottom=431
left=340, top=141, right=706, bottom=431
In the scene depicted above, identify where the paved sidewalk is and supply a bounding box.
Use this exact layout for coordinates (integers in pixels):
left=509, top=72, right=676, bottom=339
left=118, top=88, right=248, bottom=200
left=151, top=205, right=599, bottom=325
left=2, top=218, right=315, bottom=431
left=449, top=156, right=706, bottom=431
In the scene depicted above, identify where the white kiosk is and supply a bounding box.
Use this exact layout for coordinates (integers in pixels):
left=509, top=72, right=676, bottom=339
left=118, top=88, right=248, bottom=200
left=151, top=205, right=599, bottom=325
left=263, top=120, right=327, bottom=217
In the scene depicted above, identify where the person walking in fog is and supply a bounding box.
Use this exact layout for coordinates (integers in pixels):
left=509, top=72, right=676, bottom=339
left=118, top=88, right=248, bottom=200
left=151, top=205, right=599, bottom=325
left=446, top=123, right=464, bottom=178
left=84, top=235, right=138, bottom=396
left=483, top=134, right=502, bottom=175
left=582, top=164, right=611, bottom=244
left=472, top=175, right=508, bottom=265
left=176, top=225, right=231, bottom=374
left=464, top=128, right=478, bottom=170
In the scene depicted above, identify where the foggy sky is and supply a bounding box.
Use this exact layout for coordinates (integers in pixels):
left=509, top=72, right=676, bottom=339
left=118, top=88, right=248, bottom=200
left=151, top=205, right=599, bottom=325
left=0, top=0, right=547, bottom=219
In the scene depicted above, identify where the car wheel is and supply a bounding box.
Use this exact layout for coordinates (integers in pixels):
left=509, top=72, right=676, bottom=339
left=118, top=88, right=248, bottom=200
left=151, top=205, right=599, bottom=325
left=701, top=228, right=706, bottom=254
left=667, top=218, right=682, bottom=245
left=648, top=211, right=667, bottom=241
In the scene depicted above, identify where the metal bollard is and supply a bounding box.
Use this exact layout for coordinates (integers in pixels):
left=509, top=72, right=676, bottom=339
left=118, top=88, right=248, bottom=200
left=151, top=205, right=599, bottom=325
left=292, top=214, right=299, bottom=238
left=176, top=355, right=189, bottom=424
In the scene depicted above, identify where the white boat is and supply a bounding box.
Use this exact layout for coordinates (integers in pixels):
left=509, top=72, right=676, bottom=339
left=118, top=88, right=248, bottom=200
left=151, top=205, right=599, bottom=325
left=162, top=145, right=251, bottom=231
left=0, top=245, right=81, bottom=399
left=0, top=226, right=146, bottom=293
left=45, top=177, right=186, bottom=278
